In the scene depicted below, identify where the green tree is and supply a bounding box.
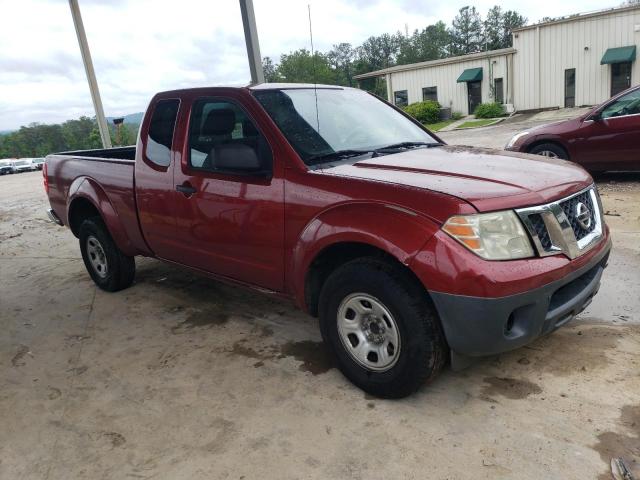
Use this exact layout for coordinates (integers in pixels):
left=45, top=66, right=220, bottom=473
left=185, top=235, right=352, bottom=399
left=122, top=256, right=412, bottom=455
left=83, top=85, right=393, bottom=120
left=484, top=6, right=503, bottom=51
left=397, top=21, right=452, bottom=64
left=275, top=49, right=335, bottom=84
left=262, top=56, right=279, bottom=82
left=357, top=33, right=402, bottom=72
left=451, top=6, right=484, bottom=55
left=327, top=43, right=356, bottom=86
left=501, top=11, right=527, bottom=47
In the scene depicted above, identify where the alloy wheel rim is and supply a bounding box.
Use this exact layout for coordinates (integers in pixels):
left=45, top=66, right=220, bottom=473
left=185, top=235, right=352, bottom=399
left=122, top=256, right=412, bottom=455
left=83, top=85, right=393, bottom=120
left=539, top=150, right=559, bottom=158
left=336, top=293, right=401, bottom=372
left=86, top=235, right=108, bottom=278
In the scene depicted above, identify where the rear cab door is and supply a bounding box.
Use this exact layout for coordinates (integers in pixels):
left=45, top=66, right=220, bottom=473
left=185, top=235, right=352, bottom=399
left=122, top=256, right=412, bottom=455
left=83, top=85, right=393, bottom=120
left=168, top=88, right=285, bottom=291
left=135, top=95, right=182, bottom=259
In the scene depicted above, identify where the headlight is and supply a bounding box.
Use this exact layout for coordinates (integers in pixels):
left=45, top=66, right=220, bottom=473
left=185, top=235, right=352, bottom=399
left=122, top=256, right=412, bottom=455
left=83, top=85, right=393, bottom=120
left=506, top=131, right=529, bottom=149
left=442, top=211, right=534, bottom=260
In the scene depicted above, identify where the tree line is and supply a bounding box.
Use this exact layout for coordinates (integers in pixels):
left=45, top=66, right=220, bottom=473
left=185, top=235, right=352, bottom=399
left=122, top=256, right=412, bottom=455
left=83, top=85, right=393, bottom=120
left=1, top=5, right=527, bottom=159
left=0, top=117, right=139, bottom=159
left=263, top=5, right=526, bottom=95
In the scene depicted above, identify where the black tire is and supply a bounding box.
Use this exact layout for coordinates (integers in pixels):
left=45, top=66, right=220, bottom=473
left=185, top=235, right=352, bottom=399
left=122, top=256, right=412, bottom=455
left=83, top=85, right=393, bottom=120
left=318, top=258, right=447, bottom=399
left=528, top=143, right=568, bottom=160
left=79, top=216, right=135, bottom=292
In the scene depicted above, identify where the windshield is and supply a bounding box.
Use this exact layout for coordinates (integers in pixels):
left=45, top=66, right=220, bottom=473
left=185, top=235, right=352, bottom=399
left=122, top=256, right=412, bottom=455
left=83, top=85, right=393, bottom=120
left=14, top=160, right=28, bottom=166
left=253, top=88, right=439, bottom=165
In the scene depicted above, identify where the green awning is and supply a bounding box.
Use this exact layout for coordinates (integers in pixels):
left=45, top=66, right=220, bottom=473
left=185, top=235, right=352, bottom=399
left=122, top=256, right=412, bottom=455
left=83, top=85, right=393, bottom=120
left=601, top=46, right=636, bottom=65
left=457, top=67, right=483, bottom=83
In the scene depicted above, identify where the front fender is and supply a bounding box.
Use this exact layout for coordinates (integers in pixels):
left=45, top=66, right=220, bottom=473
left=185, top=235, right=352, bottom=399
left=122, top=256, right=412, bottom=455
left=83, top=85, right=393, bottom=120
left=68, top=177, right=139, bottom=256
left=289, top=201, right=440, bottom=308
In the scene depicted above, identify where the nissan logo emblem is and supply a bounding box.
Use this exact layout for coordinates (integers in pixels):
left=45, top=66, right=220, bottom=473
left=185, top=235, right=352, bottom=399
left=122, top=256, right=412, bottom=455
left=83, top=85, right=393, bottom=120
left=575, top=202, right=592, bottom=229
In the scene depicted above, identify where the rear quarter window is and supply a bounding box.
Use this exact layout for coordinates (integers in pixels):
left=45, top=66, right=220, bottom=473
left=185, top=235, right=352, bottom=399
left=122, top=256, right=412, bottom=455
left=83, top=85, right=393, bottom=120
left=145, top=99, right=179, bottom=167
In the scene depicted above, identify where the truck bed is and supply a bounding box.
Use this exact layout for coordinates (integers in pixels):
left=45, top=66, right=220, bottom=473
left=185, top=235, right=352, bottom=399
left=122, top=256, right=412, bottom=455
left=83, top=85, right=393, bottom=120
left=45, top=146, right=149, bottom=256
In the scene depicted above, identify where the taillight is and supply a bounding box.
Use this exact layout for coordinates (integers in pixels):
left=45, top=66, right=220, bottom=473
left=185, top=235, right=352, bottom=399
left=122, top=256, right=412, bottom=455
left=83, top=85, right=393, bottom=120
left=43, top=162, right=49, bottom=193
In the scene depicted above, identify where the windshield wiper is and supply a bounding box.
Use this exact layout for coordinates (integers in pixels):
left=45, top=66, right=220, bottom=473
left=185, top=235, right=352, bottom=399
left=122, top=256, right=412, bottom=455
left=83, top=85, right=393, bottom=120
left=306, top=149, right=371, bottom=165
left=374, top=141, right=443, bottom=152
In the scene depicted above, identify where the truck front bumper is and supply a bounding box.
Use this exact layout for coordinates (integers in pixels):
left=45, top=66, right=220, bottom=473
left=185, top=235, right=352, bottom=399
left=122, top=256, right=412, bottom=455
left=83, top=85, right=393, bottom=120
left=428, top=237, right=611, bottom=364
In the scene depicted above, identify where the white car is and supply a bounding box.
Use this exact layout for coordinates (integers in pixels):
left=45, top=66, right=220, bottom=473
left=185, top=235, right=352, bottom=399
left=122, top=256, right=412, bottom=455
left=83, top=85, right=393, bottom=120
left=12, top=159, right=37, bottom=173
left=30, top=158, right=45, bottom=170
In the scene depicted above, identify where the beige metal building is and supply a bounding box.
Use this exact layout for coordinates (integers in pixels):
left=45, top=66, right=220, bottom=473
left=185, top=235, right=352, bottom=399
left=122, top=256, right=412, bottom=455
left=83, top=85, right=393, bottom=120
left=354, top=4, right=640, bottom=115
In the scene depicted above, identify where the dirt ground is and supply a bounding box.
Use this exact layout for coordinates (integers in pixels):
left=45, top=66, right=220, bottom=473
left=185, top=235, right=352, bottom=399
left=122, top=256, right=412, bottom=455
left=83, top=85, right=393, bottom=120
left=1, top=142, right=639, bottom=478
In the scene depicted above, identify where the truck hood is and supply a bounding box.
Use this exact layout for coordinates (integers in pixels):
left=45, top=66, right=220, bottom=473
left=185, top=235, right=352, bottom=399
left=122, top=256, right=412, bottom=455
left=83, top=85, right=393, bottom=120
left=319, top=145, right=593, bottom=212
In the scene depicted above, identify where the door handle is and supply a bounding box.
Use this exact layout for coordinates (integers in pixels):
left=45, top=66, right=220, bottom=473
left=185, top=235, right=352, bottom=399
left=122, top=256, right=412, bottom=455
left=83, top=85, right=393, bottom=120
left=176, top=183, right=197, bottom=197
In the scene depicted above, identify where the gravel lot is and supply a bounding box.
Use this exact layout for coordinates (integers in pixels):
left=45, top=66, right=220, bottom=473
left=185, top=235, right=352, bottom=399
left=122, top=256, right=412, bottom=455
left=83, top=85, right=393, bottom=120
left=1, top=121, right=639, bottom=479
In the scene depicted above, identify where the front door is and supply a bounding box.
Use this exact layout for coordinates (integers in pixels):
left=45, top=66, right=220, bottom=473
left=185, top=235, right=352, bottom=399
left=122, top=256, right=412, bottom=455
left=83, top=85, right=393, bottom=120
left=468, top=81, right=482, bottom=115
left=494, top=78, right=504, bottom=104
left=169, top=96, right=285, bottom=291
left=574, top=87, right=640, bottom=171
left=564, top=69, right=576, bottom=108
left=611, top=62, right=632, bottom=97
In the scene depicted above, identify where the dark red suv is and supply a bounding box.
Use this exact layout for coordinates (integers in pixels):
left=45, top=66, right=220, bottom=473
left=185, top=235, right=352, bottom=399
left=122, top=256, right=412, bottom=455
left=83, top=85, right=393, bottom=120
left=506, top=85, right=640, bottom=173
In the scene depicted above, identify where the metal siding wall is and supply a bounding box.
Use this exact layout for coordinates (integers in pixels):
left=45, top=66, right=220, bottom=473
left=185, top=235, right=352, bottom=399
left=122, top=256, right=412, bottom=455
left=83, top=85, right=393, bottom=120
left=514, top=9, right=640, bottom=110
left=389, top=54, right=510, bottom=115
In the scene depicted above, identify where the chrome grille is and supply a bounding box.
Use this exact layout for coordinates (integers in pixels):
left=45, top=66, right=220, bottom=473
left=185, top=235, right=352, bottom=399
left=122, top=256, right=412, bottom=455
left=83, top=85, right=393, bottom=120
left=528, top=213, right=552, bottom=250
left=560, top=190, right=597, bottom=240
left=516, top=186, right=603, bottom=260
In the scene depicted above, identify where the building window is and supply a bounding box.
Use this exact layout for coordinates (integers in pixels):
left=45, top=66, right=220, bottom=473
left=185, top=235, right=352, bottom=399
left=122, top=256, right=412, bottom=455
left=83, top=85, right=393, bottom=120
left=494, top=78, right=504, bottom=104
left=422, top=87, right=438, bottom=102
left=564, top=69, right=576, bottom=108
left=394, top=90, right=408, bottom=107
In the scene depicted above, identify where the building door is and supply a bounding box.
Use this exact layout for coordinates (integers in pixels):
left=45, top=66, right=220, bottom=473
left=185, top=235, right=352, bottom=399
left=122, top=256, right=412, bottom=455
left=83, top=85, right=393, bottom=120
left=564, top=69, right=576, bottom=108
left=468, top=81, right=481, bottom=114
left=611, top=62, right=632, bottom=97
left=494, top=78, right=504, bottom=104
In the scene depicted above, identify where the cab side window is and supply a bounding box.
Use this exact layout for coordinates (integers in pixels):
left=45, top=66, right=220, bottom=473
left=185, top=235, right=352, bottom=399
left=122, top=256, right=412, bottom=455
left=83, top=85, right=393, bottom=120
left=601, top=89, right=640, bottom=119
left=146, top=99, right=179, bottom=167
left=189, top=99, right=272, bottom=175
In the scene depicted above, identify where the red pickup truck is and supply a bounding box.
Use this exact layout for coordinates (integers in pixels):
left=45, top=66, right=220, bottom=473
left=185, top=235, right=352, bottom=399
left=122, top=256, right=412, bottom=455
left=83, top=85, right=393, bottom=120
left=45, top=84, right=611, bottom=398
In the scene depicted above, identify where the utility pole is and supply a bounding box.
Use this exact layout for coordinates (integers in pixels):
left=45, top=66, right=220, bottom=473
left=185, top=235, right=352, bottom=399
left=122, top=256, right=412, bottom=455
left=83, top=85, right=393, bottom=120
left=239, top=0, right=265, bottom=85
left=69, top=0, right=112, bottom=148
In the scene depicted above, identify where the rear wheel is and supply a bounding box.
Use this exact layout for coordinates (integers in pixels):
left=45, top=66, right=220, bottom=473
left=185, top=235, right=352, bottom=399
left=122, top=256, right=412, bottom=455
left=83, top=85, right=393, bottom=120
left=79, top=216, right=135, bottom=292
left=318, top=258, right=447, bottom=398
left=529, top=143, right=568, bottom=160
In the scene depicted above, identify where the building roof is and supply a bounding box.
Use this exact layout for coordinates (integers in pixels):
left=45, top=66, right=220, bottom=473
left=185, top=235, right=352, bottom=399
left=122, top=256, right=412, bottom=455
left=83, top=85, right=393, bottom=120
left=512, top=4, right=640, bottom=32
left=353, top=47, right=516, bottom=80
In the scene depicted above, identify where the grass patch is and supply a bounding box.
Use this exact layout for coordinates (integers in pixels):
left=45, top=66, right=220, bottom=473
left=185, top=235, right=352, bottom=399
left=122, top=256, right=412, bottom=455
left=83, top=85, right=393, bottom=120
left=424, top=119, right=456, bottom=132
left=457, top=119, right=501, bottom=129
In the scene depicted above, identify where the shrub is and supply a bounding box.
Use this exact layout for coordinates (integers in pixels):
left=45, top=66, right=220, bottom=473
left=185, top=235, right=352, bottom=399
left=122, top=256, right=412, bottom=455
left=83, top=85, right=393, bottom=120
left=403, top=100, right=441, bottom=124
left=451, top=111, right=464, bottom=120
left=473, top=102, right=505, bottom=119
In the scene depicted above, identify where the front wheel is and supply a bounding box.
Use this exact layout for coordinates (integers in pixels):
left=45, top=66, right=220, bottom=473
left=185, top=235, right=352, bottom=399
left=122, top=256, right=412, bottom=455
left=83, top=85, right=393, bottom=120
left=79, top=216, right=135, bottom=292
left=529, top=143, right=568, bottom=160
left=318, top=258, right=447, bottom=398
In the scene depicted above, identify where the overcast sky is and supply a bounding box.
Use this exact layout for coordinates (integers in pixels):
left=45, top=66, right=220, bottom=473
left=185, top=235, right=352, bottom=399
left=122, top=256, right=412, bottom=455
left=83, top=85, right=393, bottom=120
left=0, top=0, right=622, bottom=130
